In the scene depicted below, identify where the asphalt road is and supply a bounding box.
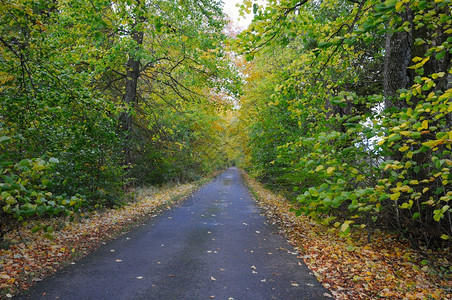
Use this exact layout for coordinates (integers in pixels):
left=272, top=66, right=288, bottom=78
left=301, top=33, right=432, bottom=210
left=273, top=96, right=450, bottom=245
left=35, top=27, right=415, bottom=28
left=16, top=168, right=330, bottom=300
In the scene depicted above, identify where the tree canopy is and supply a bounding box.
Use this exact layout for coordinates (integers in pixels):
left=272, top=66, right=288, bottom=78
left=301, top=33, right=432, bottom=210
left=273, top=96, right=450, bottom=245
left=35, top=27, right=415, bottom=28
left=234, top=0, right=451, bottom=249
left=0, top=0, right=239, bottom=239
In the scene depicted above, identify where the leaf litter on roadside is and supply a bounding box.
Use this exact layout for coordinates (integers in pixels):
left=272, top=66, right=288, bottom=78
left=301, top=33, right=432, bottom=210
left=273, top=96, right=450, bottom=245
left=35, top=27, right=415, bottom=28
left=242, top=172, right=451, bottom=300
left=0, top=183, right=198, bottom=297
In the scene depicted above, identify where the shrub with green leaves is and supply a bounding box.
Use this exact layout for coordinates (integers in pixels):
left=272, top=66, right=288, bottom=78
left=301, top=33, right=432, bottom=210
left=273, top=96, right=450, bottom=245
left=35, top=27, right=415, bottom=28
left=236, top=0, right=451, bottom=248
left=0, top=129, right=84, bottom=240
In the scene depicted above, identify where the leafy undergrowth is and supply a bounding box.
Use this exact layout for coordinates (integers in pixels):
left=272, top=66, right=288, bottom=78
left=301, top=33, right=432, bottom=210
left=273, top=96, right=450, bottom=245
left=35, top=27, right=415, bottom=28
left=242, top=172, right=451, bottom=300
left=0, top=181, right=205, bottom=298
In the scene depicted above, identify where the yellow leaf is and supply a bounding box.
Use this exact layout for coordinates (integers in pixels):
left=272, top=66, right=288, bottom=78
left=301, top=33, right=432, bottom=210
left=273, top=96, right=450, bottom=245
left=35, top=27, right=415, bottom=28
left=400, top=131, right=411, bottom=136
left=341, top=222, right=349, bottom=232
left=421, top=120, right=428, bottom=129
left=423, top=140, right=441, bottom=148
left=390, top=192, right=400, bottom=200
left=399, top=145, right=409, bottom=152
left=399, top=186, right=410, bottom=192
left=327, top=167, right=335, bottom=175
left=315, top=165, right=324, bottom=172
left=424, top=199, right=434, bottom=205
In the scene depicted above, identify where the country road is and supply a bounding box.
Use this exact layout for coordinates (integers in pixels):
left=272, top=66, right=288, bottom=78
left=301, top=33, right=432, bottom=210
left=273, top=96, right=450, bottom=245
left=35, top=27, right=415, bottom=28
left=16, top=168, right=330, bottom=300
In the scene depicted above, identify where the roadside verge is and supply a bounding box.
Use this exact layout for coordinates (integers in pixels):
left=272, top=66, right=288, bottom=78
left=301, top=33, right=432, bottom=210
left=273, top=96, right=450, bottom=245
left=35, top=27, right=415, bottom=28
left=241, top=170, right=450, bottom=300
left=0, top=173, right=218, bottom=298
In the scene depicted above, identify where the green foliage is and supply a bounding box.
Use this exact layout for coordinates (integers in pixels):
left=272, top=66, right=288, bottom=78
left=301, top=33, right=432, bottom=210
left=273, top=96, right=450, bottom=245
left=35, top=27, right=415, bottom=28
left=0, top=127, right=84, bottom=239
left=236, top=0, right=452, bottom=248
left=0, top=0, right=239, bottom=240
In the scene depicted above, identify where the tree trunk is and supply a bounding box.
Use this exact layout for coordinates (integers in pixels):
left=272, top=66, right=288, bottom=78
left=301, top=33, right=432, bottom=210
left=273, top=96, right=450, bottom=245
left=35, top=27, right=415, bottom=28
left=120, top=23, right=144, bottom=173
left=383, top=9, right=412, bottom=109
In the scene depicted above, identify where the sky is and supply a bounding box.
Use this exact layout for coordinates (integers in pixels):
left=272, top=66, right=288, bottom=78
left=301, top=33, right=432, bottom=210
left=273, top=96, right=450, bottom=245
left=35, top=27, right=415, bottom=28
left=222, top=0, right=255, bottom=30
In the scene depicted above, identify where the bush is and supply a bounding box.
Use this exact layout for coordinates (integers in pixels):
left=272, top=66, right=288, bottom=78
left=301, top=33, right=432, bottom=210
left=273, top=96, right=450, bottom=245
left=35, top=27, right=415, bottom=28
left=0, top=129, right=84, bottom=241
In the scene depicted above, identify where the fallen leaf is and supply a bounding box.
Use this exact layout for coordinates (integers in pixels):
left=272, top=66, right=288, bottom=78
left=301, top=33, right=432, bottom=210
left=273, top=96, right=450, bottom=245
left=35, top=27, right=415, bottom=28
left=115, top=259, right=122, bottom=262
left=7, top=278, right=15, bottom=284
left=0, top=182, right=200, bottom=297
left=136, top=276, right=143, bottom=279
left=211, top=276, right=216, bottom=281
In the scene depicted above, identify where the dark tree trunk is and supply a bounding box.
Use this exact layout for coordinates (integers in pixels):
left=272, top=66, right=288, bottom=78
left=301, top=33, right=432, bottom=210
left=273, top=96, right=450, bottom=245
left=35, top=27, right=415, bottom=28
left=383, top=9, right=412, bottom=109
left=120, top=23, right=144, bottom=172
left=382, top=4, right=452, bottom=246
left=382, top=8, right=413, bottom=232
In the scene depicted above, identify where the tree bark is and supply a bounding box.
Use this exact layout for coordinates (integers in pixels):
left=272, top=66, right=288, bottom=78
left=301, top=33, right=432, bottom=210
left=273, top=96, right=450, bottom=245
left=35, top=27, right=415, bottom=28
left=120, top=22, right=144, bottom=172
left=383, top=9, right=412, bottom=109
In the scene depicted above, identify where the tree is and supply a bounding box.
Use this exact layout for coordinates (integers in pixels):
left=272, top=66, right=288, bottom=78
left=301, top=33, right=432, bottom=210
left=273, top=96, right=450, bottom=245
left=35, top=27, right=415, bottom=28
left=235, top=0, right=452, bottom=248
left=0, top=0, right=239, bottom=238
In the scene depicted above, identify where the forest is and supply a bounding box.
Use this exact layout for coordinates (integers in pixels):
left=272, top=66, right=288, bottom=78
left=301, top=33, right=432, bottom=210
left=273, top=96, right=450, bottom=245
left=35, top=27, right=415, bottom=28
left=1, top=0, right=240, bottom=240
left=0, top=0, right=451, bottom=297
left=234, top=0, right=451, bottom=250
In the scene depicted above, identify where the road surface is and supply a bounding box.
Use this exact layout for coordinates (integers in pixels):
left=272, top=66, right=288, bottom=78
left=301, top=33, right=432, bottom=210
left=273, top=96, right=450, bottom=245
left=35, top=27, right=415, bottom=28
left=17, top=168, right=330, bottom=300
